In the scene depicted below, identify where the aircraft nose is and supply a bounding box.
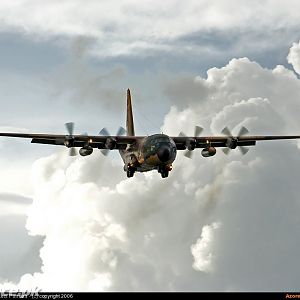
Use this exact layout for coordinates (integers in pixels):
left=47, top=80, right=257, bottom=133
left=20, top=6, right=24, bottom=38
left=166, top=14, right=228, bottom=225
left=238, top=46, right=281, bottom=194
left=157, top=145, right=171, bottom=162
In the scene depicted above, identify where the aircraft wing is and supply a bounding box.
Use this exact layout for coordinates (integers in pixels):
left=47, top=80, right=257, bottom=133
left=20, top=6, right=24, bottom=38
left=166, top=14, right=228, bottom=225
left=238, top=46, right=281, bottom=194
left=172, top=135, right=300, bottom=150
left=1, top=131, right=300, bottom=152
left=0, top=132, right=139, bottom=149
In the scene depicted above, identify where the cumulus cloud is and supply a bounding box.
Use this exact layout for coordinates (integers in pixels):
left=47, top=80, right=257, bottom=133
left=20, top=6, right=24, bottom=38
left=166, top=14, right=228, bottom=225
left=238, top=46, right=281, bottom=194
left=288, top=40, right=300, bottom=75
left=2, top=41, right=300, bottom=291
left=191, top=222, right=220, bottom=273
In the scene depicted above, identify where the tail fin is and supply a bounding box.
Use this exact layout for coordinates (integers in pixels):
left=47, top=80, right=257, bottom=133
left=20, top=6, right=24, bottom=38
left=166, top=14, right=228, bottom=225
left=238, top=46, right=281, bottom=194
left=126, top=89, right=135, bottom=136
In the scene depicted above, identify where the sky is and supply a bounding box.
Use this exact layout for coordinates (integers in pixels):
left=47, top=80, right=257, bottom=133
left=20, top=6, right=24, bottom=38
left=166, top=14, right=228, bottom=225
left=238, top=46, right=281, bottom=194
left=1, top=0, right=300, bottom=292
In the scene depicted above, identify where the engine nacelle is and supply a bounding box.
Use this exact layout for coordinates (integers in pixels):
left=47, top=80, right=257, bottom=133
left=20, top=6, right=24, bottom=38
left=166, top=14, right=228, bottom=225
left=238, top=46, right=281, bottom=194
left=201, top=147, right=216, bottom=157
left=187, top=139, right=196, bottom=151
left=79, top=147, right=93, bottom=156
left=105, top=138, right=116, bottom=150
left=64, top=137, right=74, bottom=147
left=225, top=137, right=238, bottom=149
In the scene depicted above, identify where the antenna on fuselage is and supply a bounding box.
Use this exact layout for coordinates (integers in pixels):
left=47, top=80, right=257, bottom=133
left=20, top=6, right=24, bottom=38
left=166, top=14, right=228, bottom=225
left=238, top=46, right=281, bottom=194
left=126, top=89, right=135, bottom=136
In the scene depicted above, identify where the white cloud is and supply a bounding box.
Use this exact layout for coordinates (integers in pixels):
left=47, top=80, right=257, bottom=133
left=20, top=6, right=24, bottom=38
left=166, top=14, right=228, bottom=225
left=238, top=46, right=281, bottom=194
left=288, top=40, right=300, bottom=75
left=1, top=1, right=300, bottom=57
left=191, top=222, right=220, bottom=273
left=3, top=40, right=300, bottom=291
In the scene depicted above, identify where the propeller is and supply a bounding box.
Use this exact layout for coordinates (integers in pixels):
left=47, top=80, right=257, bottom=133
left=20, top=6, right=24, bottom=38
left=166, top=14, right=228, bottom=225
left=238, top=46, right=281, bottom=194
left=99, top=126, right=126, bottom=156
left=65, top=122, right=77, bottom=156
left=179, top=126, right=203, bottom=159
left=221, top=126, right=249, bottom=155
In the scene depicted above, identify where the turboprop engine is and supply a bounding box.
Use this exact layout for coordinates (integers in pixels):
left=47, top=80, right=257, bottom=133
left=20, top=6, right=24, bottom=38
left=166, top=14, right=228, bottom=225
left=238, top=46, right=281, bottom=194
left=79, top=146, right=93, bottom=156
left=201, top=147, right=216, bottom=157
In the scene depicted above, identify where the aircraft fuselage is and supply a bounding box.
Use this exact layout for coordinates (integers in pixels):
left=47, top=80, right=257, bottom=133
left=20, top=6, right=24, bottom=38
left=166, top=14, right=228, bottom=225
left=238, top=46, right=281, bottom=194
left=120, top=134, right=177, bottom=178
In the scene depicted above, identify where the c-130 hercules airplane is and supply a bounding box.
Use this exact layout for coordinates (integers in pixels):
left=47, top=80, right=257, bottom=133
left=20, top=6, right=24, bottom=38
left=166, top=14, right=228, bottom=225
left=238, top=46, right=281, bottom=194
left=1, top=89, right=300, bottom=178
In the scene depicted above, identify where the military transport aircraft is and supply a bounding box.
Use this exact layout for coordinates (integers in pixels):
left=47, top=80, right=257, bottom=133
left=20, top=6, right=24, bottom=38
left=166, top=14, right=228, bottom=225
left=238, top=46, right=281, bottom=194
left=0, top=89, right=300, bottom=178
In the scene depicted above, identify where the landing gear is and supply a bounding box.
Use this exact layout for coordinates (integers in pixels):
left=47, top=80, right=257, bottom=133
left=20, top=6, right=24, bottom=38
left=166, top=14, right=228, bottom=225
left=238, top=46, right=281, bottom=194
left=160, top=169, right=169, bottom=178
left=126, top=163, right=136, bottom=178
left=127, top=168, right=135, bottom=178
left=158, top=166, right=170, bottom=178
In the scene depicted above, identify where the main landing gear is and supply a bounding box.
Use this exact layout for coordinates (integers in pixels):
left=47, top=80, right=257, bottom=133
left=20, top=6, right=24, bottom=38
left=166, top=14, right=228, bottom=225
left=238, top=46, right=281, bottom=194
left=125, top=164, right=172, bottom=179
left=127, top=168, right=135, bottom=178
left=158, top=165, right=171, bottom=178
left=126, top=163, right=136, bottom=178
left=160, top=169, right=169, bottom=178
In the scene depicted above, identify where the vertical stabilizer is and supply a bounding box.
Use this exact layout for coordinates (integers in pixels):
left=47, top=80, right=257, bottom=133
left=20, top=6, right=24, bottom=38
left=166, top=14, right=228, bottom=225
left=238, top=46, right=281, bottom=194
left=126, top=89, right=135, bottom=136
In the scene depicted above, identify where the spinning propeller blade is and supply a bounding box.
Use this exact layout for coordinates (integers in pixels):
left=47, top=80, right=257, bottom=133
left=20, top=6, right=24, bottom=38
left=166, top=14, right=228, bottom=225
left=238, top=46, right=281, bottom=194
left=99, top=126, right=126, bottom=156
left=64, top=122, right=77, bottom=156
left=221, top=126, right=250, bottom=155
left=181, top=126, right=203, bottom=159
